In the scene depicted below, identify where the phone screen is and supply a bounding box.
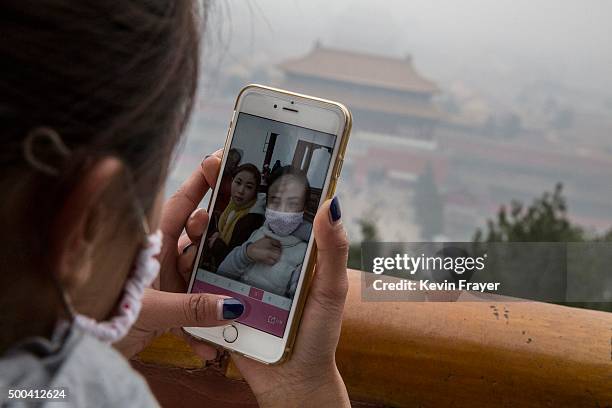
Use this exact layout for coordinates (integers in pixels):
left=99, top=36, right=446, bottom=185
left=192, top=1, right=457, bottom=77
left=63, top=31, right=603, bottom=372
left=191, top=112, right=337, bottom=337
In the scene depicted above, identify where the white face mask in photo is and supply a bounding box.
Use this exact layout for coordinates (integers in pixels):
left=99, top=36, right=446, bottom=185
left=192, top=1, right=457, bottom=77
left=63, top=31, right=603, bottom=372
left=265, top=208, right=304, bottom=236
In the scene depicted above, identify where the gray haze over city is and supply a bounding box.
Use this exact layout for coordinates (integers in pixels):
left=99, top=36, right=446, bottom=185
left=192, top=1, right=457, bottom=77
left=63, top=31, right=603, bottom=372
left=207, top=0, right=612, bottom=94
left=170, top=0, right=612, bottom=246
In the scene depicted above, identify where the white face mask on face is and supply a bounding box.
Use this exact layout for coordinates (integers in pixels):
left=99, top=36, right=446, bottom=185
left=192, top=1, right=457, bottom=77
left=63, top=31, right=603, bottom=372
left=265, top=208, right=304, bottom=236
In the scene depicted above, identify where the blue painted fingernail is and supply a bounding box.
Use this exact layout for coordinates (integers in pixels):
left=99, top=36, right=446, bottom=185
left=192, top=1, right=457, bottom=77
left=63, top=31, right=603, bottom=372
left=221, top=298, right=244, bottom=320
left=201, top=154, right=212, bottom=166
left=330, top=196, right=341, bottom=223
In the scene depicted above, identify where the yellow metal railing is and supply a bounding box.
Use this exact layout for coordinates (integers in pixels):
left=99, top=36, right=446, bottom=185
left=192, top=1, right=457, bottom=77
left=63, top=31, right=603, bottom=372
left=134, top=270, right=612, bottom=407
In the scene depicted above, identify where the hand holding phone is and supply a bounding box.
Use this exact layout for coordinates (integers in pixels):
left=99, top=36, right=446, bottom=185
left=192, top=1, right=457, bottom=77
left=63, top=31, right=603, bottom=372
left=178, top=193, right=351, bottom=406
left=185, top=85, right=351, bottom=364
left=115, top=151, right=227, bottom=361
left=232, top=198, right=351, bottom=407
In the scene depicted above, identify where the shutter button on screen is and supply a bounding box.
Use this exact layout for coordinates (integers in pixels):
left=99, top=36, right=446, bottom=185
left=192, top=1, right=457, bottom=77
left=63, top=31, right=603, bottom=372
left=222, top=325, right=238, bottom=343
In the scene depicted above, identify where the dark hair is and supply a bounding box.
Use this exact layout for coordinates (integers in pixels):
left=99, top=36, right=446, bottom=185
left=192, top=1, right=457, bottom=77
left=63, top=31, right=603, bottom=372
left=0, top=0, right=205, bottom=345
left=267, top=165, right=311, bottom=199
left=232, top=163, right=261, bottom=185
left=1, top=0, right=203, bottom=190
left=228, top=148, right=243, bottom=163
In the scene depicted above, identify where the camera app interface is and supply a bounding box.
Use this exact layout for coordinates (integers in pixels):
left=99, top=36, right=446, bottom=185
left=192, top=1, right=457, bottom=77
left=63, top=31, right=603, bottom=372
left=192, top=112, right=336, bottom=337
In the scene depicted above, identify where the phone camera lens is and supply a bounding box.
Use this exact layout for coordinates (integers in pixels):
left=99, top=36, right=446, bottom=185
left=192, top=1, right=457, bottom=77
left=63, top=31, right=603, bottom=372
left=274, top=104, right=277, bottom=108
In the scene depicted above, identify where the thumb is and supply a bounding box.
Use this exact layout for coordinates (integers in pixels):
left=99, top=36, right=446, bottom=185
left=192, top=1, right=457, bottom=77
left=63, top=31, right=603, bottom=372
left=140, top=288, right=245, bottom=330
left=310, top=197, right=349, bottom=316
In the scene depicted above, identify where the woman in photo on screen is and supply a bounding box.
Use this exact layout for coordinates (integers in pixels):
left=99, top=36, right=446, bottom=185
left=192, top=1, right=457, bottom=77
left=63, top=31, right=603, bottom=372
left=204, top=163, right=266, bottom=268
left=217, top=166, right=313, bottom=298
left=212, top=147, right=243, bottom=217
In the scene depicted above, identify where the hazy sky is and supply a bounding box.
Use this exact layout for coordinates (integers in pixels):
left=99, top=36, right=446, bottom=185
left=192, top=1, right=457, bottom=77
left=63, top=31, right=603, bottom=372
left=207, top=0, right=612, bottom=97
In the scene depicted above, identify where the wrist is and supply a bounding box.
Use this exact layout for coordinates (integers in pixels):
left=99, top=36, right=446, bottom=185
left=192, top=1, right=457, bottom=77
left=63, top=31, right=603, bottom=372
left=255, top=365, right=349, bottom=408
left=244, top=243, right=255, bottom=262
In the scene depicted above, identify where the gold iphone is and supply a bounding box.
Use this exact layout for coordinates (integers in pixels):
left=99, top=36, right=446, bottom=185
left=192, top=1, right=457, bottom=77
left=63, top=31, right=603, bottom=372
left=184, top=84, right=351, bottom=364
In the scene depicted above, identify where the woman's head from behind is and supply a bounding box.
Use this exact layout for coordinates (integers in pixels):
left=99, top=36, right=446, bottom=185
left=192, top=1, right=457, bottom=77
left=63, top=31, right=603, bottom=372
left=0, top=0, right=204, bottom=347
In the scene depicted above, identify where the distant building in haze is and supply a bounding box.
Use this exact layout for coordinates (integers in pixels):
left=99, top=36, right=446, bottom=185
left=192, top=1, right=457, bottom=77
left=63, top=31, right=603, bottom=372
left=277, top=44, right=448, bottom=240
left=278, top=44, right=441, bottom=142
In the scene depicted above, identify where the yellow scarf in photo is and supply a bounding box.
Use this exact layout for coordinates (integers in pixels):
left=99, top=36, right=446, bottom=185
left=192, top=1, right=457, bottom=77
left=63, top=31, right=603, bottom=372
left=218, top=198, right=256, bottom=245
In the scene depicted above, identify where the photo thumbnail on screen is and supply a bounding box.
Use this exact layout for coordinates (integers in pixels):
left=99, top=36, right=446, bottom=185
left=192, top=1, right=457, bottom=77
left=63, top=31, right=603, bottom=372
left=192, top=113, right=337, bottom=337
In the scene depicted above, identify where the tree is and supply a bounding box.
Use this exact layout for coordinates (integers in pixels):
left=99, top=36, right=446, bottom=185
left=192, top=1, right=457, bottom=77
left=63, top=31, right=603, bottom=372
left=474, top=183, right=612, bottom=312
left=414, top=162, right=444, bottom=240
left=348, top=218, right=379, bottom=270
left=474, top=183, right=584, bottom=242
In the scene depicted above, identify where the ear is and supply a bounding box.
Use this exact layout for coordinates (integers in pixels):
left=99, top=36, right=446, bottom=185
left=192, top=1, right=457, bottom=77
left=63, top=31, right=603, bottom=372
left=51, top=157, right=124, bottom=290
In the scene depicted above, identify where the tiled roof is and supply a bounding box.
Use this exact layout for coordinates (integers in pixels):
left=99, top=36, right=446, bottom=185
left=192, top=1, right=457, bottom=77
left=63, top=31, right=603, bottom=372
left=279, top=46, right=439, bottom=94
